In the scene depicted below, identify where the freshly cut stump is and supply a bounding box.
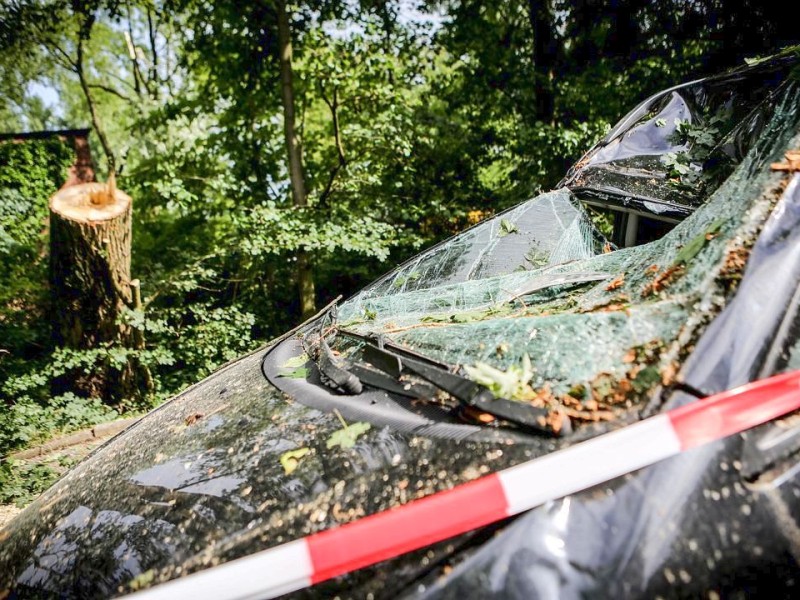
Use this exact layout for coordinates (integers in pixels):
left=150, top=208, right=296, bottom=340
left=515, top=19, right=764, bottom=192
left=50, top=182, right=143, bottom=400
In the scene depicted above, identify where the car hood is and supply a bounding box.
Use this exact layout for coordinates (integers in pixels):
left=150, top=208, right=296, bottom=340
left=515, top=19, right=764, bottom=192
left=0, top=345, right=566, bottom=598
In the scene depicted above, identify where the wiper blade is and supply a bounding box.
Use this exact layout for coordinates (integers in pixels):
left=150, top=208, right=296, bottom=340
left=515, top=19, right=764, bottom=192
left=362, top=342, right=569, bottom=437
left=327, top=328, right=569, bottom=436
left=348, top=362, right=438, bottom=399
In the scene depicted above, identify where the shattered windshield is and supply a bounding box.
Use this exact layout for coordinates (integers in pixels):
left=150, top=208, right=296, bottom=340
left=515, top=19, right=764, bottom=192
left=326, top=61, right=800, bottom=434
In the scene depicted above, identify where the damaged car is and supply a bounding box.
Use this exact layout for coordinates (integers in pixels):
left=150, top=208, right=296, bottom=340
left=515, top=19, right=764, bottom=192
left=3, top=49, right=800, bottom=599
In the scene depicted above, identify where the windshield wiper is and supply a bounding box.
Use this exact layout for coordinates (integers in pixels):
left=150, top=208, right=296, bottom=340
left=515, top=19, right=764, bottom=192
left=303, top=329, right=363, bottom=395
left=300, top=306, right=569, bottom=436
left=334, top=329, right=569, bottom=437
left=361, top=342, right=570, bottom=437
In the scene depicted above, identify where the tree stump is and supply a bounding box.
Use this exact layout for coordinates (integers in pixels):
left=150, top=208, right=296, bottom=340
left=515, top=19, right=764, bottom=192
left=50, top=181, right=150, bottom=402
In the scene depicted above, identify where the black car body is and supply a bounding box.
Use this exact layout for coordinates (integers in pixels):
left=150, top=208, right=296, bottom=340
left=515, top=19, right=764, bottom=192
left=3, top=51, right=800, bottom=599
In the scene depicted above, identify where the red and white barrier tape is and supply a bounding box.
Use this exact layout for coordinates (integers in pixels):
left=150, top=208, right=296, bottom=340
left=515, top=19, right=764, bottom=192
left=128, top=370, right=800, bottom=600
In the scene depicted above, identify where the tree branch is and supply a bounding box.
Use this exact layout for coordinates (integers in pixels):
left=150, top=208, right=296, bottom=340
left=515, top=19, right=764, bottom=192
left=105, top=70, right=140, bottom=94
left=124, top=2, right=156, bottom=98
left=87, top=83, right=134, bottom=104
left=318, top=84, right=347, bottom=206
left=29, top=16, right=75, bottom=70
left=321, top=85, right=346, bottom=164
left=47, top=41, right=76, bottom=70
left=164, top=21, right=174, bottom=96
left=76, top=33, right=116, bottom=174
left=147, top=6, right=159, bottom=90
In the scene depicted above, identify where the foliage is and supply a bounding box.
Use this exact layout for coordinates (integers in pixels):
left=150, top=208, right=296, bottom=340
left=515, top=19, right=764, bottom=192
left=0, top=460, right=59, bottom=506
left=0, top=389, right=116, bottom=505
left=0, top=394, right=116, bottom=455
left=0, top=138, right=74, bottom=253
left=0, top=436, right=97, bottom=506
left=0, top=139, right=77, bottom=463
left=464, top=355, right=536, bottom=401
left=662, top=116, right=726, bottom=190
left=326, top=420, right=371, bottom=450
left=0, top=0, right=798, bottom=508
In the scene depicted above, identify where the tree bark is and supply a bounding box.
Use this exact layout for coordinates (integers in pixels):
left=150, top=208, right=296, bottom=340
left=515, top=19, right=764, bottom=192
left=277, top=0, right=306, bottom=206
left=50, top=182, right=151, bottom=402
left=277, top=0, right=315, bottom=319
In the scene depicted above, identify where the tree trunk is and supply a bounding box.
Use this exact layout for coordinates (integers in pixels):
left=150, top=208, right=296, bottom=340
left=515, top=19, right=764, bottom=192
left=277, top=0, right=316, bottom=319
left=606, top=0, right=641, bottom=60
left=49, top=182, right=151, bottom=402
left=529, top=0, right=557, bottom=124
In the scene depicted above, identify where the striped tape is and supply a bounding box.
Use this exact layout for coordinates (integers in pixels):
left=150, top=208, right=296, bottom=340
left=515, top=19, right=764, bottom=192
left=128, top=370, right=800, bottom=600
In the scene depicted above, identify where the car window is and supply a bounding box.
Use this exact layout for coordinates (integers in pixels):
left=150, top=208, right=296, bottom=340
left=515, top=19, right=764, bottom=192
left=563, top=55, right=798, bottom=218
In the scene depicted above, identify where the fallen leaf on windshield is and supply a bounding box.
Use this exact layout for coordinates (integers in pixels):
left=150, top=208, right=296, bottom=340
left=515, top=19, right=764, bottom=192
left=641, top=265, right=684, bottom=296
left=675, top=219, right=725, bottom=265
left=280, top=353, right=309, bottom=370
left=605, top=274, right=625, bottom=291
left=464, top=355, right=535, bottom=401
left=278, top=353, right=310, bottom=379
left=280, top=447, right=311, bottom=475
left=326, top=421, right=371, bottom=449
left=498, top=218, right=519, bottom=237
left=462, top=405, right=496, bottom=423
left=185, top=412, right=204, bottom=426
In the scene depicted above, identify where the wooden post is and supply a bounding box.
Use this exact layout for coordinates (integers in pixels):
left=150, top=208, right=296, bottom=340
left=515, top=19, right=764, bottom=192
left=49, top=179, right=150, bottom=402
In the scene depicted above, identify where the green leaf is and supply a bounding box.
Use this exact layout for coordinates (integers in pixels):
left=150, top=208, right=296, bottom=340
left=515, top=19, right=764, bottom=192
left=524, top=247, right=548, bottom=268
left=326, top=421, right=371, bottom=449
left=420, top=314, right=449, bottom=323
left=278, top=352, right=310, bottom=379
left=279, top=367, right=309, bottom=379
left=280, top=447, right=311, bottom=475
left=631, top=366, right=662, bottom=393
left=463, top=355, right=535, bottom=401
left=675, top=219, right=725, bottom=265
left=655, top=118, right=667, bottom=127
left=498, top=218, right=519, bottom=237
left=450, top=309, right=486, bottom=323
left=280, top=353, right=309, bottom=370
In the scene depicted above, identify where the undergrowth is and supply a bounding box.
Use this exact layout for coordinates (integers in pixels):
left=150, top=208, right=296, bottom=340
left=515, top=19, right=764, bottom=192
left=0, top=139, right=260, bottom=505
